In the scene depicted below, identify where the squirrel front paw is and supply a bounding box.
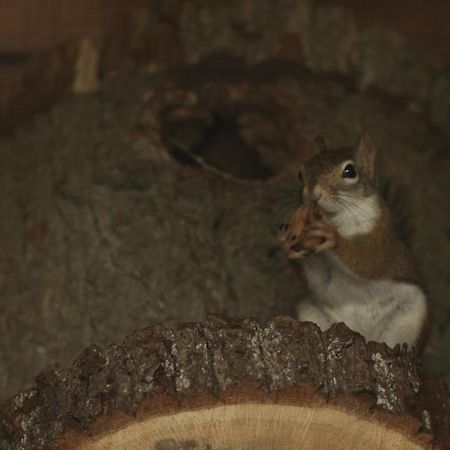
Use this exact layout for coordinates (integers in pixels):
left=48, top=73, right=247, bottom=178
left=277, top=204, right=332, bottom=260
left=277, top=222, right=317, bottom=259
left=304, top=220, right=337, bottom=253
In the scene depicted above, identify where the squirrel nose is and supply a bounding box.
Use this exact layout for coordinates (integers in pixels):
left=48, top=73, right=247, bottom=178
left=303, top=185, right=323, bottom=203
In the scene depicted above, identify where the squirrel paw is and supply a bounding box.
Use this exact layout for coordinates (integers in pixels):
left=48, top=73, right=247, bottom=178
left=304, top=220, right=337, bottom=253
left=277, top=222, right=310, bottom=260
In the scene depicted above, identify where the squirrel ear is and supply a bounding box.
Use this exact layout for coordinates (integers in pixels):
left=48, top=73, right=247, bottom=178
left=354, top=133, right=376, bottom=178
left=314, top=136, right=327, bottom=153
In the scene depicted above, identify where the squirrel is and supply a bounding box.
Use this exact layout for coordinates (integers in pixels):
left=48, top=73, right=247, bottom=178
left=278, top=134, right=429, bottom=352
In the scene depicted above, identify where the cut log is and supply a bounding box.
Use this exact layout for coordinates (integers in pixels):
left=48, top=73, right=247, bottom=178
left=0, top=316, right=449, bottom=449
left=63, top=402, right=431, bottom=450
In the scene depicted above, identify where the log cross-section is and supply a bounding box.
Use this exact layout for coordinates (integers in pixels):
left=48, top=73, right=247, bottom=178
left=0, top=316, right=449, bottom=449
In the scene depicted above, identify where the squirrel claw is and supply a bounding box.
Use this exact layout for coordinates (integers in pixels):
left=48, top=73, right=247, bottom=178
left=311, top=239, right=336, bottom=252
left=286, top=246, right=310, bottom=260
left=304, top=220, right=337, bottom=253
left=277, top=222, right=310, bottom=259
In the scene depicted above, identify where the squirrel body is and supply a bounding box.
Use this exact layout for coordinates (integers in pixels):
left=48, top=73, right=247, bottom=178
left=279, top=135, right=428, bottom=350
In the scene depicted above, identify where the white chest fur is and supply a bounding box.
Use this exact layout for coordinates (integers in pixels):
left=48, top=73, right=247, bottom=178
left=329, top=194, right=381, bottom=238
left=299, top=253, right=427, bottom=348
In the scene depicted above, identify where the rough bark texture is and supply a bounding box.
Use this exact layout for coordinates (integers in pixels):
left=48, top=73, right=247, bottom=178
left=1, top=63, right=450, bottom=402
left=3, top=1, right=450, bottom=135
left=0, top=317, right=448, bottom=449
left=0, top=0, right=450, bottom=410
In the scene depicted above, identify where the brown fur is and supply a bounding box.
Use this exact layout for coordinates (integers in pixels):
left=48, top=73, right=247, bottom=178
left=334, top=201, right=422, bottom=285
left=280, top=135, right=429, bottom=352
left=300, top=136, right=421, bottom=285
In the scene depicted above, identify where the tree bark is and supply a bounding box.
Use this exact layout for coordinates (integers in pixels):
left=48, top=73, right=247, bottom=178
left=0, top=317, right=448, bottom=449
left=1, top=0, right=450, bottom=416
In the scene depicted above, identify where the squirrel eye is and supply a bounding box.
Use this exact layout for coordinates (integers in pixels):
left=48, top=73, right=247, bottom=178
left=342, top=163, right=357, bottom=179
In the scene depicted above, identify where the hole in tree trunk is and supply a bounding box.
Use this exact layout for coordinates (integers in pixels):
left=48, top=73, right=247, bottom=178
left=162, top=115, right=274, bottom=181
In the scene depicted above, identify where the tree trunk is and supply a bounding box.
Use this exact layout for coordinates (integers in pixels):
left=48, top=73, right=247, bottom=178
left=0, top=316, right=448, bottom=449
left=1, top=0, right=450, bottom=416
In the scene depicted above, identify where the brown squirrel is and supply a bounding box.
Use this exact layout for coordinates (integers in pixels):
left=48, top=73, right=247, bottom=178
left=278, top=135, right=429, bottom=351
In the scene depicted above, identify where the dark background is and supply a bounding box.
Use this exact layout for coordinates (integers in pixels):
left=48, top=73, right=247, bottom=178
left=3, top=1, right=450, bottom=62
left=0, top=0, right=449, bottom=403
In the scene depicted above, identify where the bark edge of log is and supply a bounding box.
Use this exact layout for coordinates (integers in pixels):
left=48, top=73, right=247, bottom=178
left=0, top=316, right=449, bottom=449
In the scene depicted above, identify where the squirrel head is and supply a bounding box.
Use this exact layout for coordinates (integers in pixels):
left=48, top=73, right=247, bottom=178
left=299, top=134, right=378, bottom=216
